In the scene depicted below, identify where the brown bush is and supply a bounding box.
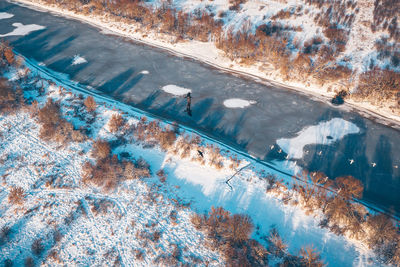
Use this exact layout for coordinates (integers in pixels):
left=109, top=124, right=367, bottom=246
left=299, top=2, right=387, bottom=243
left=299, top=246, right=324, bottom=267
left=8, top=186, right=25, bottom=205
left=365, top=213, right=398, bottom=249
left=354, top=68, right=400, bottom=105
left=192, top=206, right=268, bottom=265
left=267, top=227, right=287, bottom=258
left=158, top=129, right=176, bottom=150
left=83, top=153, right=150, bottom=190
left=222, top=214, right=253, bottom=244
left=92, top=139, right=110, bottom=160
left=37, top=99, right=84, bottom=143
left=84, top=96, right=97, bottom=112
left=108, top=113, right=125, bottom=133
left=0, top=78, right=19, bottom=113
left=334, top=175, right=363, bottom=200
left=4, top=48, right=15, bottom=65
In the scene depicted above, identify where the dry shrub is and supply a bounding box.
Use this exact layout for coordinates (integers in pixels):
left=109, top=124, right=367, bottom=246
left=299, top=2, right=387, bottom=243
left=8, top=186, right=25, bottom=205
left=47, top=250, right=60, bottom=262
left=0, top=78, right=17, bottom=113
left=92, top=139, right=110, bottom=160
left=354, top=68, right=400, bottom=106
left=156, top=169, right=166, bottom=183
left=267, top=228, right=287, bottom=258
left=32, top=238, right=44, bottom=255
left=299, top=246, right=324, bottom=267
left=4, top=48, right=14, bottom=65
left=108, top=113, right=125, bottom=133
left=158, top=129, right=176, bottom=150
left=37, top=99, right=84, bottom=143
left=134, top=249, right=144, bottom=261
left=223, top=214, right=254, bottom=244
left=365, top=214, right=398, bottom=250
left=192, top=206, right=268, bottom=265
left=84, top=96, right=97, bottom=112
left=83, top=152, right=150, bottom=190
left=334, top=175, right=363, bottom=200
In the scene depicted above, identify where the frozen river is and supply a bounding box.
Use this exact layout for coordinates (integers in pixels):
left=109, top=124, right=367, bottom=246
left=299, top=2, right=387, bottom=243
left=1, top=0, right=399, bottom=216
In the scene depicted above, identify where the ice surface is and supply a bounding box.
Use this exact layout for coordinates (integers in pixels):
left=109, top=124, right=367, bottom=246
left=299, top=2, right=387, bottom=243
left=0, top=22, right=45, bottom=37
left=223, top=98, right=256, bottom=108
left=161, top=84, right=191, bottom=96
left=277, top=118, right=360, bottom=159
left=72, top=55, right=88, bottom=65
left=0, top=12, right=14, bottom=19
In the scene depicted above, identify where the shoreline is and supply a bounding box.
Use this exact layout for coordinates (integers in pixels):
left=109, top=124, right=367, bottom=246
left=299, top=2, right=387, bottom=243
left=7, top=0, right=400, bottom=130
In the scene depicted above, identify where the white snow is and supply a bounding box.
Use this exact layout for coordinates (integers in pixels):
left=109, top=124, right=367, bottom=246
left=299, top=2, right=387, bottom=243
left=0, top=57, right=377, bottom=265
left=0, top=12, right=14, bottom=20
left=72, top=55, right=88, bottom=65
left=0, top=22, right=45, bottom=37
left=140, top=70, right=149, bottom=74
left=277, top=118, right=360, bottom=159
left=223, top=98, right=256, bottom=108
left=161, top=84, right=191, bottom=96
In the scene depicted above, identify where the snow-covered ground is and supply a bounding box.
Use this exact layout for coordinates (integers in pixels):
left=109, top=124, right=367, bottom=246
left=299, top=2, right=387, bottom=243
left=0, top=57, right=379, bottom=265
left=0, top=92, right=222, bottom=266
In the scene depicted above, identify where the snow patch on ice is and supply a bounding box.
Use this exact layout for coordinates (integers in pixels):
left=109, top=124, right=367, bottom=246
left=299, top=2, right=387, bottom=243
left=0, top=12, right=14, bottom=20
left=140, top=70, right=149, bottom=74
left=72, top=55, right=87, bottom=65
left=277, top=118, right=360, bottom=159
left=223, top=98, right=256, bottom=108
left=0, top=22, right=45, bottom=37
left=161, top=84, right=191, bottom=96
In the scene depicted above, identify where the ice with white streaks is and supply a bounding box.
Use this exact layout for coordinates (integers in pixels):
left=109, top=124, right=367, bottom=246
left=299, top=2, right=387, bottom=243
left=161, top=84, right=191, bottom=96
left=277, top=118, right=360, bottom=159
left=223, top=98, right=256, bottom=108
left=72, top=55, right=88, bottom=65
left=0, top=12, right=14, bottom=20
left=0, top=22, right=45, bottom=37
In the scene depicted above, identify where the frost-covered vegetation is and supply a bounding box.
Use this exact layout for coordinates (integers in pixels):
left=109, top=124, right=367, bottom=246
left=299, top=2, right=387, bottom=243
left=22, top=0, right=400, bottom=114
left=1, top=41, right=400, bottom=266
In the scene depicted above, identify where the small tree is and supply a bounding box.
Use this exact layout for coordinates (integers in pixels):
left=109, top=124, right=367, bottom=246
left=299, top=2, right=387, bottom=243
left=223, top=214, right=253, bottom=244
left=299, top=246, right=324, bottom=267
left=8, top=186, right=25, bottom=205
left=108, top=113, right=125, bottom=133
left=335, top=175, right=363, bottom=200
left=4, top=48, right=15, bottom=65
left=84, top=96, right=97, bottom=113
left=92, top=139, right=110, bottom=160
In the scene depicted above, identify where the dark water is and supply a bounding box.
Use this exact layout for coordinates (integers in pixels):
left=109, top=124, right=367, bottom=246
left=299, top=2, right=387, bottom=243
left=1, top=0, right=399, bottom=216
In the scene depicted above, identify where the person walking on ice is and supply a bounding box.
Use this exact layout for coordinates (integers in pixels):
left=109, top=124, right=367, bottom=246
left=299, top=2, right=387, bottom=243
left=185, top=92, right=192, bottom=116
